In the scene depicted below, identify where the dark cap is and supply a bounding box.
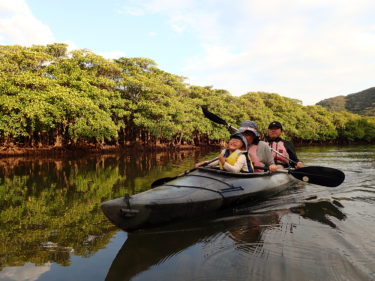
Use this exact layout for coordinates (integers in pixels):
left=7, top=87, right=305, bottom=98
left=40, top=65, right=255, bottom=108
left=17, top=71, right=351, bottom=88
left=268, top=121, right=283, bottom=130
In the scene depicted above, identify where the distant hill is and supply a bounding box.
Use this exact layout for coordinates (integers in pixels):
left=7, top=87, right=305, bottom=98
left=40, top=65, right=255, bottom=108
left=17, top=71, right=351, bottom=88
left=316, top=87, right=375, bottom=116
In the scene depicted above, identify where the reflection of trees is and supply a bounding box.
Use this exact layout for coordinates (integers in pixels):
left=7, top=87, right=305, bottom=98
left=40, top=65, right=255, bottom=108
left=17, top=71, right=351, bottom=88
left=0, top=150, right=208, bottom=270
left=0, top=157, right=124, bottom=269
left=121, top=149, right=215, bottom=193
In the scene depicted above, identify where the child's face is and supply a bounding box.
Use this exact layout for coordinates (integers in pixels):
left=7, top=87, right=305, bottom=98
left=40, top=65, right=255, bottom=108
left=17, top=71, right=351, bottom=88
left=228, top=138, right=243, bottom=151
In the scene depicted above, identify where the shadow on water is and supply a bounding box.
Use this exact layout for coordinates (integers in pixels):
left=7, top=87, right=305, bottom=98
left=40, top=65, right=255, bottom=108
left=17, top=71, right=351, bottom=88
left=290, top=201, right=346, bottom=228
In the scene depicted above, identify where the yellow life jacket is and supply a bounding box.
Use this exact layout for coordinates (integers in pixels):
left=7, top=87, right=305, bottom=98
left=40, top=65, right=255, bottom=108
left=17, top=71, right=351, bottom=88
left=219, top=149, right=243, bottom=170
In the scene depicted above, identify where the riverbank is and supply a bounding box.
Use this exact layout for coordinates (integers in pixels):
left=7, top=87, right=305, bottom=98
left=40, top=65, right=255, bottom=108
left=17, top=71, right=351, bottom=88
left=1, top=140, right=373, bottom=157
left=0, top=143, right=222, bottom=158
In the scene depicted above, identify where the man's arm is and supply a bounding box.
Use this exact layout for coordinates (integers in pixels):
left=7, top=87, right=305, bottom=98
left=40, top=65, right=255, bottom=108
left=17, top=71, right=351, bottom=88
left=258, top=141, right=275, bottom=166
left=284, top=140, right=303, bottom=168
left=257, top=141, right=278, bottom=172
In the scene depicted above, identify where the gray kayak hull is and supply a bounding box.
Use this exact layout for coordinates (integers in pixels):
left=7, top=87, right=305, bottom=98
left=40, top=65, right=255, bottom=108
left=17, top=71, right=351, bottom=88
left=101, top=168, right=296, bottom=231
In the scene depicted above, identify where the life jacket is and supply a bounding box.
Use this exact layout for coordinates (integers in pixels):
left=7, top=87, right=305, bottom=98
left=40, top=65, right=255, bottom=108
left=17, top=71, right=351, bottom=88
left=243, top=151, right=254, bottom=173
left=267, top=139, right=289, bottom=165
left=220, top=149, right=254, bottom=173
left=248, top=145, right=264, bottom=172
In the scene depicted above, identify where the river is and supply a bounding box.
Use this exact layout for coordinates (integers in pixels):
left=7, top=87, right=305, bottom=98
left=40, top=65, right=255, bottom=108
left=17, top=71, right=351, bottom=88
left=0, top=145, right=374, bottom=281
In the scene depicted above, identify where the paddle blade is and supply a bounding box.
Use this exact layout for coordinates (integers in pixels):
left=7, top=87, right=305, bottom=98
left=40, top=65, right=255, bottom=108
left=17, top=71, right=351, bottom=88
left=290, top=166, right=345, bottom=187
left=201, top=106, right=228, bottom=126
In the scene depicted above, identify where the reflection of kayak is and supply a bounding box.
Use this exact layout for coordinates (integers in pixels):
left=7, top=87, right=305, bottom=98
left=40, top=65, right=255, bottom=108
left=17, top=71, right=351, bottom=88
left=105, top=200, right=346, bottom=281
left=101, top=167, right=296, bottom=231
left=105, top=212, right=281, bottom=281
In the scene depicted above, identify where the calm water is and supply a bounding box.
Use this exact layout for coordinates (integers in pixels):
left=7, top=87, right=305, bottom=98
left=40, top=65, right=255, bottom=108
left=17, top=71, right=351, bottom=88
left=0, top=145, right=374, bottom=281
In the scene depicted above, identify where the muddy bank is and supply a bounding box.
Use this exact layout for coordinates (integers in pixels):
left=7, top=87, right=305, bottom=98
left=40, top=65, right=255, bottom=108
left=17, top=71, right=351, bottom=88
left=1, top=139, right=372, bottom=158
left=0, top=143, right=221, bottom=158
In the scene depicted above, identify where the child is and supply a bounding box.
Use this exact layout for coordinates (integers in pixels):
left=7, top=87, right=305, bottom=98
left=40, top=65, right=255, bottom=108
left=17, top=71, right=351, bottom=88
left=196, top=133, right=254, bottom=173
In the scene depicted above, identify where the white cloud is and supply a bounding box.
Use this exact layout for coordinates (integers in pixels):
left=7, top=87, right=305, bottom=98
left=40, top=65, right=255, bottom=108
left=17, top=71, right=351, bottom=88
left=2, top=0, right=373, bottom=105
left=100, top=50, right=126, bottom=59
left=63, top=39, right=79, bottom=52
left=125, top=0, right=375, bottom=105
left=0, top=262, right=51, bottom=281
left=118, top=6, right=145, bottom=16
left=148, top=31, right=157, bottom=37
left=0, top=0, right=55, bottom=46
left=119, top=0, right=219, bottom=37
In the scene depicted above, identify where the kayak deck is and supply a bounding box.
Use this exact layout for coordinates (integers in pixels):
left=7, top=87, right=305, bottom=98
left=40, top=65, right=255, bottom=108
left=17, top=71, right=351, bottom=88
left=101, top=168, right=296, bottom=231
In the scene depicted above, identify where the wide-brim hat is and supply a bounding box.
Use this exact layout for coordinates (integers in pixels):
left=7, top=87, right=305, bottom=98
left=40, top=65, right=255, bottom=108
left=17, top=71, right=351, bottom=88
left=239, top=120, right=258, bottom=130
left=236, top=127, right=260, bottom=137
left=230, top=133, right=248, bottom=150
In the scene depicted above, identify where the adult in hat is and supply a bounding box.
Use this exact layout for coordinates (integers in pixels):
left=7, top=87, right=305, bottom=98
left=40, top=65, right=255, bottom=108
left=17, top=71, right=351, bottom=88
left=237, top=121, right=278, bottom=173
left=266, top=121, right=304, bottom=169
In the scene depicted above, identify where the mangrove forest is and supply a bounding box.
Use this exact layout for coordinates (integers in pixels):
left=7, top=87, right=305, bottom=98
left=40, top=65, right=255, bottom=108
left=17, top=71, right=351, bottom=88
left=0, top=43, right=374, bottom=153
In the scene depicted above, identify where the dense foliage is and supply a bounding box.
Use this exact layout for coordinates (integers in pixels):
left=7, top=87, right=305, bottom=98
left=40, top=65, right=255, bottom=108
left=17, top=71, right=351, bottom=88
left=1, top=43, right=374, bottom=147
left=317, top=87, right=375, bottom=116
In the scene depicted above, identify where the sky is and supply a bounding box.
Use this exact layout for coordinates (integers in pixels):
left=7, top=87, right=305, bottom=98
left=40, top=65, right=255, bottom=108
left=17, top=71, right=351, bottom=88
left=0, top=0, right=374, bottom=105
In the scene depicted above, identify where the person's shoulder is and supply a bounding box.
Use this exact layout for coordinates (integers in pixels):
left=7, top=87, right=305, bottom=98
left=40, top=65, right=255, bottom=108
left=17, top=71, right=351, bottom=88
left=238, top=153, right=246, bottom=158
left=282, top=139, right=295, bottom=146
left=257, top=141, right=268, bottom=147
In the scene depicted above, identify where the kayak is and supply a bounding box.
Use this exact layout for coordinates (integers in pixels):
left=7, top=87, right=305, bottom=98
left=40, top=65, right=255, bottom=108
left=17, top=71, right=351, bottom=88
left=101, top=167, right=297, bottom=231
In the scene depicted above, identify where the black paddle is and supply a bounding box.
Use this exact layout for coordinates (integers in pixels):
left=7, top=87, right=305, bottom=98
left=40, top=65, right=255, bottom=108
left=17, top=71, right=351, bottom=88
left=278, top=166, right=345, bottom=187
left=151, top=157, right=219, bottom=188
left=201, top=106, right=345, bottom=187
left=202, top=106, right=238, bottom=134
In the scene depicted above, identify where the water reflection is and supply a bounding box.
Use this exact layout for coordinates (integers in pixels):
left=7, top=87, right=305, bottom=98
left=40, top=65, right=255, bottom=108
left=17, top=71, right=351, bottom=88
left=105, top=199, right=346, bottom=281
left=105, top=212, right=276, bottom=281
left=1, top=145, right=374, bottom=281
left=290, top=201, right=346, bottom=228
left=0, top=150, right=212, bottom=271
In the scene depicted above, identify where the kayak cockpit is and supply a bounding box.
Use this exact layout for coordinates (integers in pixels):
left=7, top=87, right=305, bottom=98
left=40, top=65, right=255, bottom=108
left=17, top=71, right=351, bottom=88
left=197, top=166, right=271, bottom=177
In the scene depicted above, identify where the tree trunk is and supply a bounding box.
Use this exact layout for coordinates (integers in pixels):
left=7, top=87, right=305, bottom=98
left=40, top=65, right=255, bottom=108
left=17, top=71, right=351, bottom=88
left=54, top=132, right=63, bottom=147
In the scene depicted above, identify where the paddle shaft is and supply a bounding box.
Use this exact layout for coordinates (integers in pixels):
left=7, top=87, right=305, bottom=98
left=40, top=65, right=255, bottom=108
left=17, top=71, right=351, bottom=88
left=201, top=106, right=237, bottom=133
left=270, top=148, right=297, bottom=164
left=151, top=157, right=218, bottom=188
left=190, top=156, right=219, bottom=170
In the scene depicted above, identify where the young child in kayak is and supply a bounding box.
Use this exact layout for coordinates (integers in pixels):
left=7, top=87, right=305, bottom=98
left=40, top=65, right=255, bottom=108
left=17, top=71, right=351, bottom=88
left=195, top=133, right=254, bottom=173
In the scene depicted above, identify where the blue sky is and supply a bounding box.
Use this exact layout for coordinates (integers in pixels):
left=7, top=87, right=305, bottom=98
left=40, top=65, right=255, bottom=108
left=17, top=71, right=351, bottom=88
left=0, top=0, right=374, bottom=105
